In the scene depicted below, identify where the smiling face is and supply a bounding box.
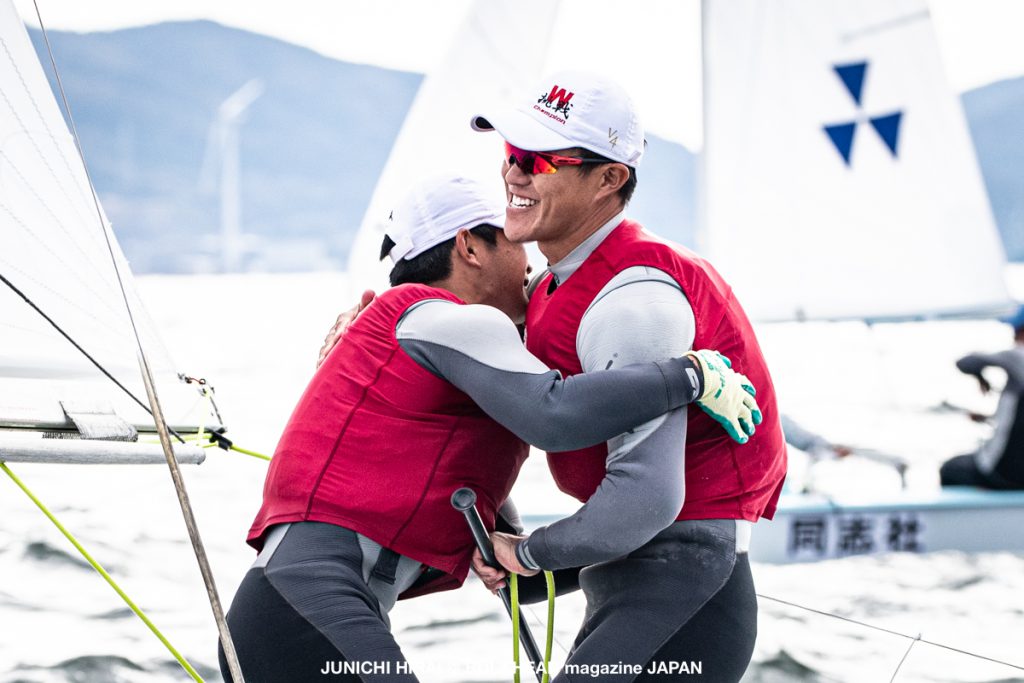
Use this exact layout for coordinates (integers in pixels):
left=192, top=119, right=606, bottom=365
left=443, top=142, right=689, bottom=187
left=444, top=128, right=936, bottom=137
left=500, top=145, right=628, bottom=264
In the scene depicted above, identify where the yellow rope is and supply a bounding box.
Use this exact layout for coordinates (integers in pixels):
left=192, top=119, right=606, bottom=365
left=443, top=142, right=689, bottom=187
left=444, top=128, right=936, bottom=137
left=0, top=462, right=204, bottom=681
left=511, top=573, right=522, bottom=683
left=144, top=434, right=272, bottom=461
left=229, top=444, right=271, bottom=461
left=543, top=571, right=555, bottom=683
left=509, top=571, right=556, bottom=682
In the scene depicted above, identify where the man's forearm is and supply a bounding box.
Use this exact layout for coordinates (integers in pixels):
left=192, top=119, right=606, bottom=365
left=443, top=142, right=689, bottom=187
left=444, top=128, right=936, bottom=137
left=517, top=409, right=688, bottom=570
left=401, top=337, right=701, bottom=451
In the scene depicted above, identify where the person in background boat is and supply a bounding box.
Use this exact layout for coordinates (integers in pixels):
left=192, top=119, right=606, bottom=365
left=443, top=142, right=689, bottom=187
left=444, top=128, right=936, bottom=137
left=221, top=174, right=761, bottom=682
left=468, top=71, right=787, bottom=683
left=939, top=304, right=1024, bottom=490
left=781, top=414, right=852, bottom=461
left=779, top=414, right=853, bottom=494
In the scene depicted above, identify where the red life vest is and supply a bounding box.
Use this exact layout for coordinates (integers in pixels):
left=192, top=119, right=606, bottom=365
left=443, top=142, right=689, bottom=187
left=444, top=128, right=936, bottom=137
left=525, top=220, right=786, bottom=521
left=248, top=283, right=529, bottom=597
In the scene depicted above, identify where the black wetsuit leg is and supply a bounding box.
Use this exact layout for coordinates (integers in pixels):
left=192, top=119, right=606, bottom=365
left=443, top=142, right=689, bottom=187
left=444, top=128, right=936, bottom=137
left=219, top=565, right=360, bottom=682
left=554, top=520, right=755, bottom=683
left=992, top=398, right=1024, bottom=486
left=940, top=453, right=989, bottom=487
left=219, top=522, right=418, bottom=683
left=633, top=555, right=757, bottom=683
left=940, top=452, right=1024, bottom=489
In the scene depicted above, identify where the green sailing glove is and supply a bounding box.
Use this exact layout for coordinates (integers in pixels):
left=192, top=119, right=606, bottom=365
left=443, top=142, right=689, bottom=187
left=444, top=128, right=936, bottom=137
left=686, top=349, right=762, bottom=444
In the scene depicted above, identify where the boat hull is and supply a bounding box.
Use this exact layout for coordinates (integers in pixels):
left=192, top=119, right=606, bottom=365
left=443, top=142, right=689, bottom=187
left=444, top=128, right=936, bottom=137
left=748, top=487, right=1024, bottom=563
left=522, top=487, right=1024, bottom=563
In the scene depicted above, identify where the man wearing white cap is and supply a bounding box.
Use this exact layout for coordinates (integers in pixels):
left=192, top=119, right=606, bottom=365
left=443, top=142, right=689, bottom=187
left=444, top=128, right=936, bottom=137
left=470, top=71, right=788, bottom=681
left=222, top=174, right=761, bottom=682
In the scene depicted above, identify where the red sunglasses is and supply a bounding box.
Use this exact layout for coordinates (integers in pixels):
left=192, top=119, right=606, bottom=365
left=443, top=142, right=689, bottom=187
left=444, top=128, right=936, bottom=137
left=504, top=142, right=608, bottom=175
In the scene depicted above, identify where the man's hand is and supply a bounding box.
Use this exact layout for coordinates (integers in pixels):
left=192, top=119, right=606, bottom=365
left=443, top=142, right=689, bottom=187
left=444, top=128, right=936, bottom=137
left=976, top=375, right=992, bottom=395
left=316, top=289, right=375, bottom=368
left=471, top=547, right=508, bottom=593
left=686, top=349, right=762, bottom=444
left=491, top=531, right=539, bottom=577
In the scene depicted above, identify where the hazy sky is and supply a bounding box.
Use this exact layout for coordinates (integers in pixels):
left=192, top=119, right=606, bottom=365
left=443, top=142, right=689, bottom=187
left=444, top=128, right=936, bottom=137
left=12, top=0, right=1024, bottom=149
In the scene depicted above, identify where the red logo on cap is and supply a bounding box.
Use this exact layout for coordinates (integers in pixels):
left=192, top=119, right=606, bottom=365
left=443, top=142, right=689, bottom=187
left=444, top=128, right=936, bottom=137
left=537, top=85, right=574, bottom=121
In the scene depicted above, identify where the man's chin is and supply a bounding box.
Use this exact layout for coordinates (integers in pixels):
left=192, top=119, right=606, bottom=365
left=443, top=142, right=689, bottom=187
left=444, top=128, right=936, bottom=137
left=503, top=218, right=536, bottom=244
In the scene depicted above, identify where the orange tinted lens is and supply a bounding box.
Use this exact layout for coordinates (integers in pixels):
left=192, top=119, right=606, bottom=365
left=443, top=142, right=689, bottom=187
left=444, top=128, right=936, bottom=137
left=505, top=142, right=558, bottom=174
left=531, top=154, right=558, bottom=174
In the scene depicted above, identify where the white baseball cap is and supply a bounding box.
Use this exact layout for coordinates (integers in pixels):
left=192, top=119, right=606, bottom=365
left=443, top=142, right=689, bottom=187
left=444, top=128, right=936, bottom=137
left=385, top=174, right=506, bottom=263
left=471, top=70, right=645, bottom=167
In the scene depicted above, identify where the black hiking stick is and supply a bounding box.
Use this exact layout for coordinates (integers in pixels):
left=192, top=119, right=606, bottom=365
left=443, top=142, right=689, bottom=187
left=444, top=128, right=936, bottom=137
left=451, top=487, right=544, bottom=682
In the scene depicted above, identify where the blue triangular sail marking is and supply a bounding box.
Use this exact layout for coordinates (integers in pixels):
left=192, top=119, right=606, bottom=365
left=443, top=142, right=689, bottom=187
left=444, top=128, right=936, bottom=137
left=824, top=122, right=857, bottom=166
left=833, top=62, right=868, bottom=105
left=870, top=111, right=903, bottom=157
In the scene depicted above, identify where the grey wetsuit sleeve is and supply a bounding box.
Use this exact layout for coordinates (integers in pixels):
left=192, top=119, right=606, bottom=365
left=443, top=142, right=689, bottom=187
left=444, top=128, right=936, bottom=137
left=779, top=414, right=830, bottom=452
left=521, top=410, right=689, bottom=569
left=521, top=269, right=698, bottom=569
left=957, top=349, right=1024, bottom=387
left=396, top=300, right=703, bottom=452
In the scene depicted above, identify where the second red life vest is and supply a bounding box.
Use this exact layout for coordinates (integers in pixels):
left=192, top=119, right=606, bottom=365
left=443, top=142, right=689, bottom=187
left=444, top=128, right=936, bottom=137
left=248, top=283, right=529, bottom=597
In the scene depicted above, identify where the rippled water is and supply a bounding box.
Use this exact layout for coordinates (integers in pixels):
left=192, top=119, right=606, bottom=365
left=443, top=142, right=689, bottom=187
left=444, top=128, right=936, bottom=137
left=2, top=273, right=1023, bottom=682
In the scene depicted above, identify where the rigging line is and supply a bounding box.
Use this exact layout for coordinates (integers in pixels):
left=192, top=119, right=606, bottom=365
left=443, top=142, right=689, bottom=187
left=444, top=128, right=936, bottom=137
left=0, top=270, right=183, bottom=444
left=758, top=593, right=1024, bottom=672
left=30, top=4, right=148, bottom=368
left=522, top=602, right=569, bottom=657
left=888, top=634, right=920, bottom=683
left=0, top=204, right=134, bottom=324
left=29, top=5, right=245, bottom=681
left=0, top=463, right=205, bottom=682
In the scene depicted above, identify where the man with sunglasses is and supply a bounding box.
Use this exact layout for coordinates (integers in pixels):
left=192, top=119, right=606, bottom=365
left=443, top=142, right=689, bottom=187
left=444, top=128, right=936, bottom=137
left=470, top=71, right=787, bottom=682
left=226, top=174, right=762, bottom=682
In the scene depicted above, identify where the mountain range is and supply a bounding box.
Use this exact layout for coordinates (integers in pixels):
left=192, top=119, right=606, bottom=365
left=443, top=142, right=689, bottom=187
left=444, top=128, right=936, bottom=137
left=28, top=21, right=1022, bottom=273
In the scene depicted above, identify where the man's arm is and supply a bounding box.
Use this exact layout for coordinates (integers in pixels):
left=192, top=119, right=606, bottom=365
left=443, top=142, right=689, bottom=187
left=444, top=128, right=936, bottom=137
left=397, top=299, right=703, bottom=452
left=780, top=414, right=831, bottom=452
left=317, top=290, right=376, bottom=367
left=513, top=268, right=697, bottom=570
left=957, top=349, right=1024, bottom=388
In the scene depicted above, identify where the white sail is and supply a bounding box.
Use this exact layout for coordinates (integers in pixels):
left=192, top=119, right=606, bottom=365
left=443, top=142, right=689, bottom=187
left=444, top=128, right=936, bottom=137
left=354, top=0, right=1012, bottom=324
left=701, top=0, right=1012, bottom=322
left=346, top=0, right=564, bottom=289
left=0, top=0, right=211, bottom=432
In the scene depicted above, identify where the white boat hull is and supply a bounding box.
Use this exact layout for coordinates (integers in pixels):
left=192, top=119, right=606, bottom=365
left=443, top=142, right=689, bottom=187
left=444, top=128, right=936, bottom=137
left=522, top=487, right=1024, bottom=563
left=748, top=487, right=1024, bottom=563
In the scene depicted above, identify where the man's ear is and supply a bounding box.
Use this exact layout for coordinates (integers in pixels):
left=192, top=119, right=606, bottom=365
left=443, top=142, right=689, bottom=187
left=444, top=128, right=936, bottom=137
left=598, top=163, right=629, bottom=197
left=453, top=229, right=483, bottom=268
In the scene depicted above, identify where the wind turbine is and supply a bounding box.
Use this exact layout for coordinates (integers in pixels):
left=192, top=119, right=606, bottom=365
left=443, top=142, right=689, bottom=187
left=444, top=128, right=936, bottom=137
left=200, top=78, right=264, bottom=273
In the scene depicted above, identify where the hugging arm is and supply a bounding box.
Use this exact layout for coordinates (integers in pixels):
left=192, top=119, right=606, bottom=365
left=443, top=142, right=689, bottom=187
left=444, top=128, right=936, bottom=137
left=396, top=299, right=704, bottom=451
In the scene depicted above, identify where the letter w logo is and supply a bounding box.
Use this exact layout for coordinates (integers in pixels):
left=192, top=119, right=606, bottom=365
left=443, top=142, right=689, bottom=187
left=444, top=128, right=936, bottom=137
left=546, top=85, right=574, bottom=109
